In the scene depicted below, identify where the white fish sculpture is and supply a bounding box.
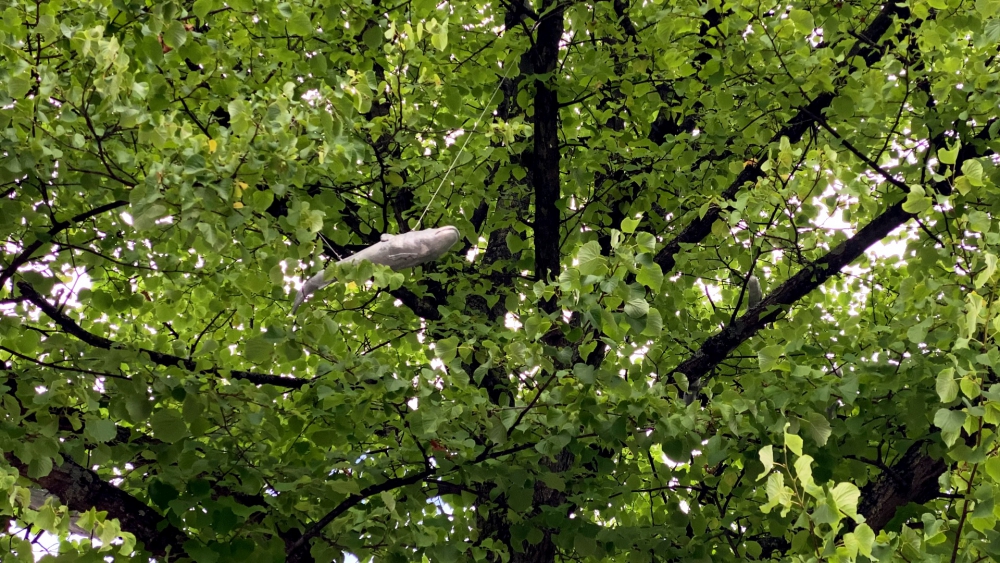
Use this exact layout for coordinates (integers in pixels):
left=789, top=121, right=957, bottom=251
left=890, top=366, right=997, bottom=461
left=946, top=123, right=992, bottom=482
left=747, top=275, right=763, bottom=309
left=292, top=226, right=461, bottom=313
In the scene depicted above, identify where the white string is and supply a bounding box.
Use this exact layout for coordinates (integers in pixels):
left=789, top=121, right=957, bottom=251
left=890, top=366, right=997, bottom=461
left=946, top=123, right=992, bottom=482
left=415, top=60, right=515, bottom=229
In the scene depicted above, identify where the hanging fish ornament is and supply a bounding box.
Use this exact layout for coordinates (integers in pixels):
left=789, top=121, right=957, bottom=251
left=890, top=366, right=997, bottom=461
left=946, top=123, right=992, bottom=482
left=292, top=226, right=461, bottom=313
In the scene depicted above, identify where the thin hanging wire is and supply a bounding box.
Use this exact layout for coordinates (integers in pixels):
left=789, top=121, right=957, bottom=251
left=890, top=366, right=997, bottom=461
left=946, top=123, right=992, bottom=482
left=414, top=59, right=515, bottom=229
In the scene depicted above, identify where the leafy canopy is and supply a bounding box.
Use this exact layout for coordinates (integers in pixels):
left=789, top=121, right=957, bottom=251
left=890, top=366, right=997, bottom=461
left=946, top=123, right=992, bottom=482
left=1, top=0, right=1000, bottom=562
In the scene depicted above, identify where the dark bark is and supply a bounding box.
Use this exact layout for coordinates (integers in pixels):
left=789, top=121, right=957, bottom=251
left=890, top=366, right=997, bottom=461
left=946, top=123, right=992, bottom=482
left=509, top=451, right=574, bottom=563
left=530, top=1, right=565, bottom=313
left=6, top=454, right=190, bottom=559
left=473, top=4, right=571, bottom=561
left=858, top=441, right=948, bottom=531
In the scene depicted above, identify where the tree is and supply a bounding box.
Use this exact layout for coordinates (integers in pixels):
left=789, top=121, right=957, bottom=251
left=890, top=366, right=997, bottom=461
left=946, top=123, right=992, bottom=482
left=1, top=0, right=999, bottom=560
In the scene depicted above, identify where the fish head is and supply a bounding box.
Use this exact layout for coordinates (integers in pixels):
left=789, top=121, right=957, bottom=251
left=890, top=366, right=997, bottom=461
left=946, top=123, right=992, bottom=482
left=427, top=226, right=460, bottom=250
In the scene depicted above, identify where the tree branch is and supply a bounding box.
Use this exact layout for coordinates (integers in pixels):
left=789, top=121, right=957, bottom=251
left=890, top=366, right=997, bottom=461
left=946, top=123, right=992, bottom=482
left=858, top=441, right=948, bottom=531
left=0, top=200, right=128, bottom=290
left=653, top=1, right=912, bottom=274
left=285, top=470, right=433, bottom=562
left=16, top=282, right=308, bottom=389
left=675, top=199, right=913, bottom=393
left=530, top=0, right=565, bottom=313
left=676, top=118, right=997, bottom=396
left=5, top=453, right=190, bottom=559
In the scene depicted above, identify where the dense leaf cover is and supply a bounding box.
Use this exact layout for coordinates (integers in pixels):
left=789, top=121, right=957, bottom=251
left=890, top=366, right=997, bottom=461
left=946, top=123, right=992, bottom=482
left=1, top=0, right=999, bottom=561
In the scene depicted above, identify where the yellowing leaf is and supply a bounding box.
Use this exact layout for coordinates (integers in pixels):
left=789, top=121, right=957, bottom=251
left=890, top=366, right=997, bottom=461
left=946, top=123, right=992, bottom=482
left=938, top=142, right=960, bottom=165
left=208, top=139, right=217, bottom=153
left=757, top=445, right=773, bottom=480
left=784, top=429, right=803, bottom=456
left=831, top=482, right=861, bottom=520
left=854, top=523, right=876, bottom=558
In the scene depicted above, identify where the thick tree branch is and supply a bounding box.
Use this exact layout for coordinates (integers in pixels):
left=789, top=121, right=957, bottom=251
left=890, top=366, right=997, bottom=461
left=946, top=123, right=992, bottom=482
left=5, top=453, right=190, bottom=559
left=0, top=200, right=128, bottom=290
left=530, top=0, right=565, bottom=312
left=653, top=1, right=911, bottom=274
left=676, top=199, right=914, bottom=393
left=674, top=113, right=997, bottom=394
left=285, top=441, right=538, bottom=562
left=858, top=441, right=947, bottom=531
left=16, top=281, right=308, bottom=389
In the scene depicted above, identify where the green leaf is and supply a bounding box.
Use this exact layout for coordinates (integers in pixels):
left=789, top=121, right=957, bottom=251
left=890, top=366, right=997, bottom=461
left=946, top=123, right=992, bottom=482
left=784, top=431, right=803, bottom=456
left=287, top=12, right=312, bottom=36
left=635, top=232, right=656, bottom=253
left=7, top=74, right=31, bottom=99
left=986, top=457, right=1000, bottom=480
left=854, top=523, right=876, bottom=557
left=801, top=412, right=831, bottom=446
left=977, top=0, right=1000, bottom=18
left=761, top=472, right=790, bottom=514
left=641, top=307, right=662, bottom=336
left=487, top=416, right=506, bottom=444
left=431, top=18, right=449, bottom=50
left=435, top=336, right=459, bottom=363
left=76, top=509, right=99, bottom=533
left=962, top=159, right=985, bottom=187
left=961, top=376, right=981, bottom=399
left=133, top=204, right=167, bottom=231
left=151, top=409, right=189, bottom=442
left=574, top=534, right=598, bottom=557
left=907, top=322, right=928, bottom=344
left=902, top=186, right=932, bottom=214
left=621, top=217, right=640, bottom=233
left=938, top=142, right=960, bottom=165
left=244, top=337, right=273, bottom=364
left=148, top=480, right=179, bottom=509
left=85, top=418, right=117, bottom=443
left=954, top=176, right=973, bottom=196
left=329, top=479, right=360, bottom=495
left=831, top=482, right=861, bottom=520
left=975, top=253, right=996, bottom=288
left=936, top=368, right=958, bottom=402
left=758, top=345, right=784, bottom=372
left=576, top=241, right=606, bottom=276
left=636, top=263, right=663, bottom=292
left=793, top=455, right=819, bottom=496
left=363, top=25, right=383, bottom=50
left=228, top=99, right=251, bottom=135
left=789, top=10, right=814, bottom=33
left=193, top=0, right=216, bottom=20
left=183, top=540, right=221, bottom=563
left=624, top=296, right=648, bottom=318
left=163, top=21, right=187, bottom=49
left=933, top=408, right=966, bottom=446
left=28, top=457, right=53, bottom=479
